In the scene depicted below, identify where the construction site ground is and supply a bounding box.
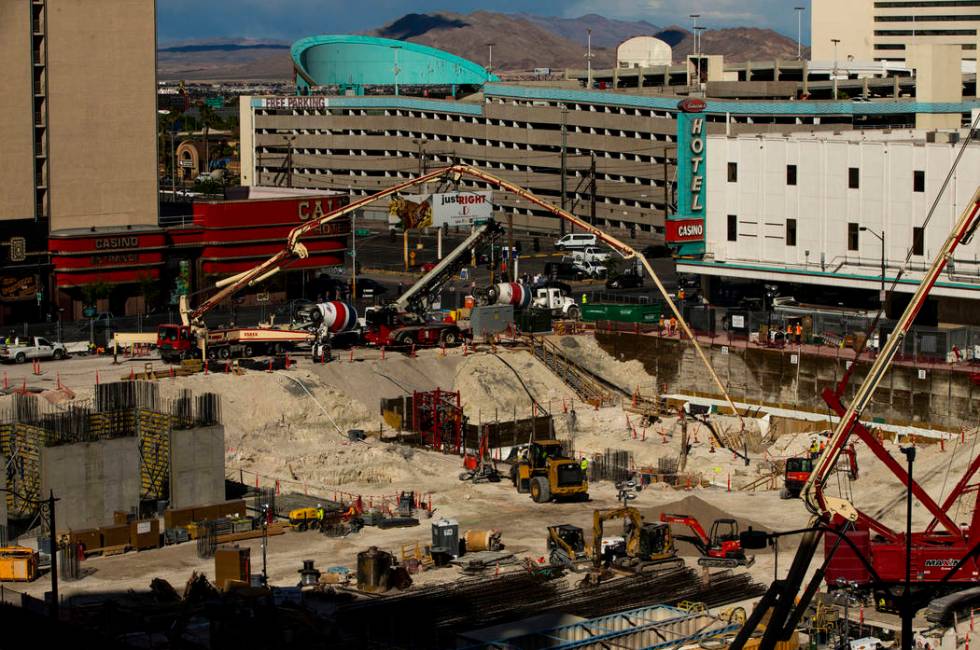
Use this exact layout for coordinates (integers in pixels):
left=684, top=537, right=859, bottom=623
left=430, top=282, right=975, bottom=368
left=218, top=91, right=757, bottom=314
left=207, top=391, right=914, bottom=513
left=2, top=336, right=977, bottom=612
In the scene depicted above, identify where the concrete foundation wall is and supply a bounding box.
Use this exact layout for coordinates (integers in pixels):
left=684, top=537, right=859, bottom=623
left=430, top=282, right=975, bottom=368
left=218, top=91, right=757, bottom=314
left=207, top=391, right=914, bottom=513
left=41, top=437, right=140, bottom=533
left=169, top=426, right=225, bottom=509
left=596, top=333, right=980, bottom=431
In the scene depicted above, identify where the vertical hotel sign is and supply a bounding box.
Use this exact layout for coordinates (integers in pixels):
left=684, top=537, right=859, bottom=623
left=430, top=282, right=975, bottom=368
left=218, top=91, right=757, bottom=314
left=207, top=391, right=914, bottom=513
left=668, top=97, right=707, bottom=257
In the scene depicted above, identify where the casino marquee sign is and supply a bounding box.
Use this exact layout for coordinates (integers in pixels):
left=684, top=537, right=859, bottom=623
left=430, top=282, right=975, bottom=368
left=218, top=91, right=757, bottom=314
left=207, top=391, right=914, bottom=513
left=666, top=97, right=707, bottom=257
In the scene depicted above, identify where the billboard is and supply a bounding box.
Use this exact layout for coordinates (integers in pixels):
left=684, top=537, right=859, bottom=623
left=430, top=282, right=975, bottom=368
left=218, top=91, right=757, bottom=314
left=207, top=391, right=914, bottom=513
left=389, top=192, right=492, bottom=229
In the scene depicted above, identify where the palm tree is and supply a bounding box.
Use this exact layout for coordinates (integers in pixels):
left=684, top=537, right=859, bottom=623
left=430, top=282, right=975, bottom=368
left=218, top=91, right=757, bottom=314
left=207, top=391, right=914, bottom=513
left=198, top=102, right=217, bottom=175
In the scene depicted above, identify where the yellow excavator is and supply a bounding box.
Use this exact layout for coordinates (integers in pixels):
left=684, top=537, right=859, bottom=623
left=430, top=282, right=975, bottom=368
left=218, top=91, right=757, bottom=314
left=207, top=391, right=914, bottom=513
left=547, top=507, right=683, bottom=573
left=592, top=507, right=684, bottom=573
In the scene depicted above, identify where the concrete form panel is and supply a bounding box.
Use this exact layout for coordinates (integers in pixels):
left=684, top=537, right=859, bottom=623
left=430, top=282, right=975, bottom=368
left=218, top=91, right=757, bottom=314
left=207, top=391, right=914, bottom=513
left=169, top=426, right=225, bottom=509
left=41, top=437, right=140, bottom=533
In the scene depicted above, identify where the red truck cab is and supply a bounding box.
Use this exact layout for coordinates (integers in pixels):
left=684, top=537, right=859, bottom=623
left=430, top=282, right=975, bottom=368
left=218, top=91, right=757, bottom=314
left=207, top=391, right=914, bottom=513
left=157, top=324, right=194, bottom=362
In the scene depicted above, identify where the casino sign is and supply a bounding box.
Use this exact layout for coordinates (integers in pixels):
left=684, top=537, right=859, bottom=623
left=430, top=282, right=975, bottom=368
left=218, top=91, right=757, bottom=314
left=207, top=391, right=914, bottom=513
left=666, top=98, right=707, bottom=257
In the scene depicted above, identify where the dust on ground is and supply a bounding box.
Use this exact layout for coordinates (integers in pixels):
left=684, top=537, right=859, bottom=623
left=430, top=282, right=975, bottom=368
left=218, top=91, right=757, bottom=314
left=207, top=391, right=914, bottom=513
left=1, top=337, right=973, bottom=606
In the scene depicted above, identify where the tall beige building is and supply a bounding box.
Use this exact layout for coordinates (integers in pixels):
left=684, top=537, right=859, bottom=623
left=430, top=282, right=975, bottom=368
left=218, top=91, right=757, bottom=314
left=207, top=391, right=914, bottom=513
left=812, top=0, right=979, bottom=63
left=0, top=0, right=158, bottom=323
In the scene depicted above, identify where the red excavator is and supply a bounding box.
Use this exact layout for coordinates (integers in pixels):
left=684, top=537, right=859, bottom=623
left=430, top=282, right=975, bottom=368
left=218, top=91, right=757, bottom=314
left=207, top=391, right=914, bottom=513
left=659, top=513, right=755, bottom=569
left=782, top=442, right=858, bottom=499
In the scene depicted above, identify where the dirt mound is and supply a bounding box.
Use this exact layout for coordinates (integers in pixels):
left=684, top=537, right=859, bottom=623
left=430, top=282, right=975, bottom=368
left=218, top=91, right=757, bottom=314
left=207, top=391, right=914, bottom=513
left=643, top=494, right=770, bottom=557
left=552, top=335, right=657, bottom=394
left=454, top=351, right=573, bottom=420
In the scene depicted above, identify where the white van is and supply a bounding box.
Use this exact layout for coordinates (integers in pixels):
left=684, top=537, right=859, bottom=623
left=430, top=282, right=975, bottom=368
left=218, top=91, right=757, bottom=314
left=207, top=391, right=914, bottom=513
left=554, top=233, right=597, bottom=251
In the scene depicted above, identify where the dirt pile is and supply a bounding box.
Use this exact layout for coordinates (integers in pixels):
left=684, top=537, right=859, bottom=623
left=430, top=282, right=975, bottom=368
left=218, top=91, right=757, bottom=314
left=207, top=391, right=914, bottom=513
left=644, top=494, right=771, bottom=558
left=453, top=351, right=574, bottom=420
left=551, top=335, right=658, bottom=394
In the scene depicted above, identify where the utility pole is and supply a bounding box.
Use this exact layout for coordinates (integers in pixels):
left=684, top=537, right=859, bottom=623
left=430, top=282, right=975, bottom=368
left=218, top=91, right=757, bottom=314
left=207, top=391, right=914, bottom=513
left=507, top=212, right=514, bottom=282
left=900, top=446, right=916, bottom=650
left=560, top=104, right=568, bottom=236
left=47, top=490, right=57, bottom=620
left=589, top=151, right=596, bottom=227
left=486, top=42, right=494, bottom=74
left=586, top=28, right=594, bottom=88
left=832, top=38, right=841, bottom=99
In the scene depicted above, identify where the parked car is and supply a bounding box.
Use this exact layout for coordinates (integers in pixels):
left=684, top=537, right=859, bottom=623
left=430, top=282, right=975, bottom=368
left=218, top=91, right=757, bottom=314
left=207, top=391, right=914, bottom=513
left=554, top=233, right=597, bottom=251
left=0, top=337, right=68, bottom=364
left=573, top=259, right=607, bottom=279
left=606, top=273, right=644, bottom=290
left=544, top=261, right=586, bottom=281
left=571, top=246, right=611, bottom=264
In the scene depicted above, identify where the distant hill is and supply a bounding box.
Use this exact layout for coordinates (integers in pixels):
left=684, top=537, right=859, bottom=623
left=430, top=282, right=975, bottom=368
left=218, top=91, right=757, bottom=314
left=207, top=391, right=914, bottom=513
left=157, top=39, right=292, bottom=80
left=156, top=12, right=807, bottom=80
left=372, top=11, right=615, bottom=71
left=517, top=13, right=661, bottom=48
left=654, top=26, right=808, bottom=62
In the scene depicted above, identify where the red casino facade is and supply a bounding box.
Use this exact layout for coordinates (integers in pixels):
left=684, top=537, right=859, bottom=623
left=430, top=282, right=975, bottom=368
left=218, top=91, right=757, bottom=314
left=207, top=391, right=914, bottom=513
left=49, top=193, right=350, bottom=320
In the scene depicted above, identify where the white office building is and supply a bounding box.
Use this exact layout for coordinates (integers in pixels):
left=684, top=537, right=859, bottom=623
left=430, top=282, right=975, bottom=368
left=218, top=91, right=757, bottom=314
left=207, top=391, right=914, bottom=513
left=678, top=129, right=980, bottom=324
left=812, top=0, right=980, bottom=64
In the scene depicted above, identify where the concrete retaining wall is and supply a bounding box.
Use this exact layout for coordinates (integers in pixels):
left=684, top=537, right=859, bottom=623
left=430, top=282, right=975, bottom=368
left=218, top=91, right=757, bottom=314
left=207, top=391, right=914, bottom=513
left=169, top=425, right=225, bottom=509
left=41, top=437, right=140, bottom=533
left=595, top=333, right=980, bottom=431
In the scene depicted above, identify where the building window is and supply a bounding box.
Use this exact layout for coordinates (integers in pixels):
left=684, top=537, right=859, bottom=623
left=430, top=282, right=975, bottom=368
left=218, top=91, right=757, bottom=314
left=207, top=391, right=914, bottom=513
left=727, top=162, right=738, bottom=183
left=914, top=170, right=925, bottom=193
left=848, top=223, right=859, bottom=251
left=787, top=164, right=797, bottom=186
left=787, top=219, right=797, bottom=246
left=913, top=227, right=924, bottom=256
left=727, top=215, right=737, bottom=241
left=848, top=167, right=860, bottom=189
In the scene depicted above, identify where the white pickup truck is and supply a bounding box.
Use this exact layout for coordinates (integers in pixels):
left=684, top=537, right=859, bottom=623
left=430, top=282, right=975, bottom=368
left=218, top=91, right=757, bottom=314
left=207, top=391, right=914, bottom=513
left=570, top=246, right=611, bottom=264
left=0, top=337, right=68, bottom=364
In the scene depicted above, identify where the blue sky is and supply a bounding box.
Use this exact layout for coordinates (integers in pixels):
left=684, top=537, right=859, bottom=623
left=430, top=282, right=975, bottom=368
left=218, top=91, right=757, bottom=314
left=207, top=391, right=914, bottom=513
left=157, top=0, right=812, bottom=44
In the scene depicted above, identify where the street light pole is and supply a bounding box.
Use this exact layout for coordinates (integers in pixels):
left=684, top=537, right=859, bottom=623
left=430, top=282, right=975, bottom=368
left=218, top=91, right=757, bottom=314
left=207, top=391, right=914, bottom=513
left=861, top=227, right=886, bottom=306
left=795, top=7, right=806, bottom=61
left=831, top=38, right=841, bottom=99
left=900, top=445, right=916, bottom=650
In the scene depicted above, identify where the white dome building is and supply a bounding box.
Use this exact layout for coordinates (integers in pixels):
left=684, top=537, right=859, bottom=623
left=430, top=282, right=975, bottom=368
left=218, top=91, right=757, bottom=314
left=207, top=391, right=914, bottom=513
left=616, top=36, right=672, bottom=69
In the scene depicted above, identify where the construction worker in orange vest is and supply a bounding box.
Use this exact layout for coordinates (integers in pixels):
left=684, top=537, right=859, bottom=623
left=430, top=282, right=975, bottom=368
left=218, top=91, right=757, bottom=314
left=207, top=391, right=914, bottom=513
left=669, top=316, right=678, bottom=336
left=785, top=323, right=793, bottom=344
left=678, top=288, right=686, bottom=302
left=795, top=322, right=803, bottom=344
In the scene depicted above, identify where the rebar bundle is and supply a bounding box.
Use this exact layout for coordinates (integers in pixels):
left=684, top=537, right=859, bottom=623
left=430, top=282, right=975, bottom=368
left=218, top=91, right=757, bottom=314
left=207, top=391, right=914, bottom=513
left=589, top=448, right=633, bottom=483
left=331, top=565, right=764, bottom=649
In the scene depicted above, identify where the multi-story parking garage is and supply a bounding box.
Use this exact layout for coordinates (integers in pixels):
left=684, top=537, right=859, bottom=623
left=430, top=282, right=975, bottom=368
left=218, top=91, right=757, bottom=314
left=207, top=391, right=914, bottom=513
left=240, top=83, right=980, bottom=238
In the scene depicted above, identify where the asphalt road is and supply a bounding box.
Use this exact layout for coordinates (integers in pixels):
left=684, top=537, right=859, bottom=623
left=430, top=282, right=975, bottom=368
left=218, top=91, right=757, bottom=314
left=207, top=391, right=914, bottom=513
left=340, top=225, right=678, bottom=303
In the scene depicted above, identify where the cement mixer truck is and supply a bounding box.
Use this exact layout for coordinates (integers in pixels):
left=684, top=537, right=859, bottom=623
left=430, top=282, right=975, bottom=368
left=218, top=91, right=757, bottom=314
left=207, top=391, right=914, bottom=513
left=157, top=300, right=357, bottom=363
left=483, top=281, right=581, bottom=320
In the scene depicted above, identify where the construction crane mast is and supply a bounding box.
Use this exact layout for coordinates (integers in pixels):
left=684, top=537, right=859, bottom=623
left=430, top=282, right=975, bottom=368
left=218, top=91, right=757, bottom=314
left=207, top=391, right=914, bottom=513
left=732, top=188, right=980, bottom=650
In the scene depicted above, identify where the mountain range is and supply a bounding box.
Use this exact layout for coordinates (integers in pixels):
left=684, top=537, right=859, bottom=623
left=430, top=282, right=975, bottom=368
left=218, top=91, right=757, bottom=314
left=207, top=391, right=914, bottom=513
left=156, top=11, right=805, bottom=81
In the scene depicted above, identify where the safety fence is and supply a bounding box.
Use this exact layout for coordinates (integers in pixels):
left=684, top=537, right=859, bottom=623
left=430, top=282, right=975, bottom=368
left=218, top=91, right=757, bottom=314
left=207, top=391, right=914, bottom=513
left=227, top=466, right=434, bottom=518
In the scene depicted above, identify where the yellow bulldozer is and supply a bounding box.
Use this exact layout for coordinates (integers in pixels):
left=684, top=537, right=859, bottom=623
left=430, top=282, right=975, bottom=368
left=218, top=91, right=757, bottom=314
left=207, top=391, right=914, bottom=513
left=510, top=439, right=588, bottom=503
